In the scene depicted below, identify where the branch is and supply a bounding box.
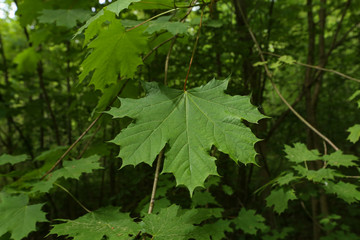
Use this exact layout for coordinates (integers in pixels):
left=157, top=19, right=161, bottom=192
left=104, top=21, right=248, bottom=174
left=264, top=52, right=360, bottom=83
left=236, top=3, right=340, bottom=151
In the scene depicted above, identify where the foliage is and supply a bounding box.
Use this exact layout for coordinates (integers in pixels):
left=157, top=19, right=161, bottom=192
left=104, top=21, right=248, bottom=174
left=0, top=0, right=360, bottom=239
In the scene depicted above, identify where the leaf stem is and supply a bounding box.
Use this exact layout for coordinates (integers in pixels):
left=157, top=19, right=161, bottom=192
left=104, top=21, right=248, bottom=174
left=148, top=150, right=164, bottom=214
left=126, top=8, right=179, bottom=32
left=54, top=182, right=91, bottom=213
left=184, top=7, right=204, bottom=91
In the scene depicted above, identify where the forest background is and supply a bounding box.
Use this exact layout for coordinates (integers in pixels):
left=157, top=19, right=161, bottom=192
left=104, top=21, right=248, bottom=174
left=0, top=0, right=360, bottom=239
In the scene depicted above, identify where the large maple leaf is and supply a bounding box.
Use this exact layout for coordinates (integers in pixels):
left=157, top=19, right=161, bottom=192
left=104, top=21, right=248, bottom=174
left=108, top=78, right=265, bottom=193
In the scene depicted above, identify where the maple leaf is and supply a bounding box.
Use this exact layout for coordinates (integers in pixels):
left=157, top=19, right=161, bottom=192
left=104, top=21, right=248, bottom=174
left=79, top=19, right=147, bottom=91
left=141, top=205, right=197, bottom=240
left=284, top=143, right=321, bottom=163
left=108, top=78, right=264, bottom=193
left=0, top=193, right=47, bottom=240
left=232, top=208, right=267, bottom=235
left=325, top=181, right=360, bottom=204
left=145, top=16, right=189, bottom=35
left=49, top=207, right=140, bottom=240
left=38, top=9, right=91, bottom=28
left=347, top=124, right=360, bottom=143
left=30, top=155, right=102, bottom=193
left=266, top=188, right=297, bottom=214
left=323, top=151, right=358, bottom=167
left=0, top=154, right=27, bottom=166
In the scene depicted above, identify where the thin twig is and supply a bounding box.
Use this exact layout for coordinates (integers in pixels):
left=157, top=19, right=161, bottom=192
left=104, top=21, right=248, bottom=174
left=54, top=182, right=91, bottom=213
left=164, top=38, right=177, bottom=85
left=264, top=52, right=360, bottom=83
left=236, top=4, right=340, bottom=151
left=184, top=7, right=204, bottom=91
left=77, top=124, right=102, bottom=159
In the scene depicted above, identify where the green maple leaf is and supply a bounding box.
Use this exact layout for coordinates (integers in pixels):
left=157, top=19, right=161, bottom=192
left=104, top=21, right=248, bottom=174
left=31, top=155, right=102, bottom=193
left=347, top=124, right=360, bottom=143
left=284, top=143, right=321, bottom=163
left=141, top=205, right=197, bottom=240
left=266, top=188, right=297, bottom=214
left=79, top=19, right=147, bottom=91
left=232, top=208, right=267, bottom=235
left=0, top=193, right=47, bottom=240
left=190, top=220, right=232, bottom=240
left=108, top=78, right=264, bottom=193
left=292, top=166, right=337, bottom=182
left=145, top=16, right=189, bottom=35
left=323, top=151, right=358, bottom=167
left=325, top=181, right=360, bottom=204
left=0, top=154, right=27, bottom=166
left=38, top=9, right=91, bottom=28
left=50, top=207, right=140, bottom=240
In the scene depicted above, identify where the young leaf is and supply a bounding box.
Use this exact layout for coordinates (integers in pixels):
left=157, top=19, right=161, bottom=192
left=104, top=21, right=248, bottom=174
left=0, top=154, right=27, bottom=166
left=266, top=188, right=297, bottom=214
left=325, top=181, right=360, bottom=204
left=0, top=193, right=47, bottom=240
left=38, top=9, right=91, bottom=28
left=145, top=16, right=189, bottom=35
left=232, top=208, right=267, bottom=235
left=323, top=151, right=358, bottom=167
left=79, top=19, right=147, bottom=91
left=284, top=143, right=320, bottom=163
left=347, top=124, right=360, bottom=144
left=50, top=207, right=139, bottom=240
left=31, top=155, right=102, bottom=193
left=108, top=78, right=264, bottom=193
left=292, top=166, right=337, bottom=182
left=190, top=220, right=232, bottom=240
left=50, top=155, right=102, bottom=180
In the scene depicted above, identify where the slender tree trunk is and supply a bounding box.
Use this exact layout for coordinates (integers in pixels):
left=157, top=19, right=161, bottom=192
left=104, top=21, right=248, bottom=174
left=0, top=34, right=12, bottom=153
left=66, top=41, right=72, bottom=145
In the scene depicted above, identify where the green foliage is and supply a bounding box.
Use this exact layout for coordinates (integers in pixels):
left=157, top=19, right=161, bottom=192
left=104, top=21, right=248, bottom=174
left=232, top=208, right=267, bottom=234
left=79, top=16, right=147, bottom=91
left=50, top=207, right=140, bottom=240
left=145, top=16, right=189, bottom=35
left=1, top=0, right=360, bottom=239
left=38, top=9, right=91, bottom=28
left=266, top=188, right=297, bottom=214
left=0, top=154, right=27, bottom=166
left=0, top=193, right=46, bottom=240
left=108, top=78, right=264, bottom=193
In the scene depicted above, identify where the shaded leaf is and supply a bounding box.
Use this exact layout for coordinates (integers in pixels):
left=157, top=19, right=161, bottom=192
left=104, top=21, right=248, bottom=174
left=0, top=193, right=47, bottom=240
left=284, top=143, right=320, bottom=163
left=145, top=16, right=189, bottom=35
left=323, top=151, right=358, bottom=167
left=347, top=124, right=360, bottom=144
left=0, top=154, right=27, bottom=166
left=232, top=208, right=267, bottom=235
left=13, top=47, right=40, bottom=74
left=50, top=207, right=139, bottom=240
left=325, top=181, right=360, bottom=204
left=38, top=9, right=91, bottom=28
left=266, top=189, right=297, bottom=214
